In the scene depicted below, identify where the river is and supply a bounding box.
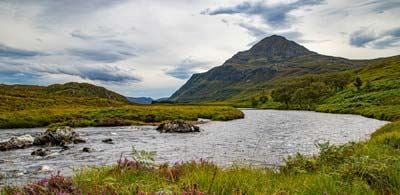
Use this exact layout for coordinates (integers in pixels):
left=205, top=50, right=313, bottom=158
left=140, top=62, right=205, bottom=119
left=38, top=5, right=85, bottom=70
left=0, top=109, right=388, bottom=186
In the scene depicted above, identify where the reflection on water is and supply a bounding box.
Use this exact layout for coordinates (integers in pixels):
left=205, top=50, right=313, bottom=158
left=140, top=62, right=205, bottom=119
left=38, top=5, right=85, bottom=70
left=0, top=110, right=388, bottom=186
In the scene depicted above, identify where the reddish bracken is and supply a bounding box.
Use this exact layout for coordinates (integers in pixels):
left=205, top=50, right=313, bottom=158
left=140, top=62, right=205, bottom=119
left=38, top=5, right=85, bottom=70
left=23, top=172, right=80, bottom=194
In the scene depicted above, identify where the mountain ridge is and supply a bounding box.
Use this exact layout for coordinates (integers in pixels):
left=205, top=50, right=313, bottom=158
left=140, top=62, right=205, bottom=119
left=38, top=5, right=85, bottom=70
left=169, top=35, right=385, bottom=102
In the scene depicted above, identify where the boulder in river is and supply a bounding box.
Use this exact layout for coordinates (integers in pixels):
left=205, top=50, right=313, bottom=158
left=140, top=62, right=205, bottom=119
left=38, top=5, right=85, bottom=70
left=82, top=147, right=93, bottom=153
left=38, top=165, right=53, bottom=173
left=156, top=120, right=200, bottom=133
left=31, top=148, right=50, bottom=157
left=102, top=138, right=114, bottom=144
left=0, top=172, right=5, bottom=180
left=34, top=126, right=85, bottom=146
left=0, top=135, right=34, bottom=151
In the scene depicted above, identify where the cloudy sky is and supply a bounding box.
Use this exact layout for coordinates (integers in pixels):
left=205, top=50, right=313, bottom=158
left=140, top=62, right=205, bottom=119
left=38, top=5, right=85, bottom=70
left=0, top=0, right=399, bottom=98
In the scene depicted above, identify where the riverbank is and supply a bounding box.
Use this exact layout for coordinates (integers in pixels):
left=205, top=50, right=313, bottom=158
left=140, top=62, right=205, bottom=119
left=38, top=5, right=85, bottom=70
left=0, top=104, right=244, bottom=129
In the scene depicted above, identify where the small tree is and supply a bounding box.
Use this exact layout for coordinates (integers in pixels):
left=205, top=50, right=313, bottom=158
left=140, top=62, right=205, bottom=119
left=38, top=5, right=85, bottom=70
left=354, top=77, right=363, bottom=90
left=272, top=87, right=292, bottom=108
left=251, top=97, right=258, bottom=107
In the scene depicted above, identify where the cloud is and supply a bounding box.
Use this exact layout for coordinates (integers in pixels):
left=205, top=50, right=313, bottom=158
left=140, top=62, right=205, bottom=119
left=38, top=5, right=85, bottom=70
left=238, top=23, right=267, bottom=38
left=202, top=0, right=325, bottom=28
left=69, top=30, right=137, bottom=62
left=0, top=44, right=44, bottom=58
left=350, top=27, right=400, bottom=48
left=68, top=48, right=135, bottom=63
left=166, top=58, right=210, bottom=80
left=357, top=0, right=400, bottom=13
left=0, top=59, right=141, bottom=84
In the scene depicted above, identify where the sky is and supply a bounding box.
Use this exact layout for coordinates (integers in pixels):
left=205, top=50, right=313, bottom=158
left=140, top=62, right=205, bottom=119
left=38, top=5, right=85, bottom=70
left=0, top=0, right=399, bottom=98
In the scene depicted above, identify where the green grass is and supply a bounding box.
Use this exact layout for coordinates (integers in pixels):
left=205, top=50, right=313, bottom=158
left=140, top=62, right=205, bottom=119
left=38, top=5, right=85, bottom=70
left=3, top=121, right=399, bottom=194
left=0, top=104, right=244, bottom=129
left=0, top=82, right=244, bottom=129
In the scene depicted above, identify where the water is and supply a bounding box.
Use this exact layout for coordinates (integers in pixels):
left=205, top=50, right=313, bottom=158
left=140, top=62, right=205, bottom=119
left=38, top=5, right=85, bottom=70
left=0, top=110, right=388, bottom=186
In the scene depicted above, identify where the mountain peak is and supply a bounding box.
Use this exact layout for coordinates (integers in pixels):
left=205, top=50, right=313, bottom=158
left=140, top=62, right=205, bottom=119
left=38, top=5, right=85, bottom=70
left=225, top=35, right=314, bottom=65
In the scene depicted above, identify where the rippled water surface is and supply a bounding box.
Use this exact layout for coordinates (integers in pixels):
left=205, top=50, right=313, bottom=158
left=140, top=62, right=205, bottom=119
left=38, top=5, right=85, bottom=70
left=0, top=110, right=388, bottom=186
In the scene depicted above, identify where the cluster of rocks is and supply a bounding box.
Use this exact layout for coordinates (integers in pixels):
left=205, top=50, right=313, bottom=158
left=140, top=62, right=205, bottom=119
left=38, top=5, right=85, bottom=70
left=0, top=126, right=87, bottom=156
left=0, top=135, right=35, bottom=151
left=1, top=120, right=199, bottom=154
left=33, top=126, right=86, bottom=146
left=156, top=119, right=200, bottom=133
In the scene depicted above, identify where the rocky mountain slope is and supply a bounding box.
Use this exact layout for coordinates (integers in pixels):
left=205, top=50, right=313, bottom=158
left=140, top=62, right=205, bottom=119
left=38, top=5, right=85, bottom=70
left=169, top=35, right=365, bottom=102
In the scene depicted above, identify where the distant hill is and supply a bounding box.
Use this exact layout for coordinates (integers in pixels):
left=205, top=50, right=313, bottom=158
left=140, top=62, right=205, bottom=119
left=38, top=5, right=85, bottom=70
left=0, top=82, right=129, bottom=111
left=127, top=97, right=153, bottom=104
left=46, top=82, right=128, bottom=102
left=169, top=35, right=365, bottom=102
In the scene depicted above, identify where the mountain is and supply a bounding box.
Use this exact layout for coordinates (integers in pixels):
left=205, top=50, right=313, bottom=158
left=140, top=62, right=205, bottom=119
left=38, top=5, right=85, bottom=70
left=127, top=97, right=153, bottom=104
left=169, top=35, right=363, bottom=102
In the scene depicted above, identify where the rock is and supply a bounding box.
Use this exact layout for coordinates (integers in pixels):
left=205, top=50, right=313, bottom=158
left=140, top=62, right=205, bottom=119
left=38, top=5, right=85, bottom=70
left=0, top=172, right=5, bottom=180
left=156, top=120, right=200, bottom=133
left=82, top=147, right=92, bottom=153
left=34, top=126, right=85, bottom=146
left=38, top=165, right=52, bottom=173
left=15, top=172, right=24, bottom=177
left=197, top=118, right=211, bottom=123
left=102, top=138, right=114, bottom=144
left=31, top=148, right=50, bottom=157
left=73, top=138, right=86, bottom=144
left=0, top=135, right=34, bottom=151
left=61, top=145, right=70, bottom=151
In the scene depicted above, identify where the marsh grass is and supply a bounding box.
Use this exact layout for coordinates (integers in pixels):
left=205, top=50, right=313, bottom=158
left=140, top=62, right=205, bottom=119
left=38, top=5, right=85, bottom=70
left=0, top=104, right=244, bottom=129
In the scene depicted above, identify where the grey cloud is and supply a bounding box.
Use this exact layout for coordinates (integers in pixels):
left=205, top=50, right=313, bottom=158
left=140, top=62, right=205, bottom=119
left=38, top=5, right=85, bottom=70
left=74, top=66, right=141, bottom=83
left=69, top=30, right=137, bottom=62
left=238, top=23, right=266, bottom=38
left=358, top=0, right=400, bottom=13
left=166, top=58, right=210, bottom=80
left=0, top=60, right=141, bottom=83
left=350, top=27, right=400, bottom=48
left=350, top=29, right=377, bottom=47
left=202, top=0, right=325, bottom=28
left=0, top=44, right=44, bottom=58
left=68, top=48, right=135, bottom=63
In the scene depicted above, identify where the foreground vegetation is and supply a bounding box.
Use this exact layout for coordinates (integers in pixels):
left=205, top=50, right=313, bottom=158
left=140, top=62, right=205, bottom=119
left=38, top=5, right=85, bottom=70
left=2, top=121, right=399, bottom=194
left=0, top=82, right=243, bottom=129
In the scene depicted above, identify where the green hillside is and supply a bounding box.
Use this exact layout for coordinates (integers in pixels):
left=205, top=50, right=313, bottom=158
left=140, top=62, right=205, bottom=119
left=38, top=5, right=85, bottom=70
left=0, top=82, right=243, bottom=129
left=234, top=56, right=400, bottom=121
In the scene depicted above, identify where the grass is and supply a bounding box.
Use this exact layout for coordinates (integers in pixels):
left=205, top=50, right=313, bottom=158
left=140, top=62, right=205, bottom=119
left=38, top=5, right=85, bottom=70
left=0, top=82, right=244, bottom=129
left=2, top=121, right=399, bottom=194
left=0, top=104, right=244, bottom=129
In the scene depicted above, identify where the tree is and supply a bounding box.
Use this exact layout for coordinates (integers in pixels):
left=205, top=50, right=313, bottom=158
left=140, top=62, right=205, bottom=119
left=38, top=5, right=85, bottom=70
left=354, top=77, right=363, bottom=90
left=272, top=87, right=292, bottom=108
left=251, top=97, right=258, bottom=107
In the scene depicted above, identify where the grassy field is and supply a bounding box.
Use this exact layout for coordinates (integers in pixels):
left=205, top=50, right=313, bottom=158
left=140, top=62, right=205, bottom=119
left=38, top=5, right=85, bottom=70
left=0, top=104, right=244, bottom=129
left=0, top=82, right=244, bottom=129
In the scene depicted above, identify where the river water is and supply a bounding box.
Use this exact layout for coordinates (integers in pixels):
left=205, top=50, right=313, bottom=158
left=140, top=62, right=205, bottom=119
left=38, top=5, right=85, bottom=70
left=0, top=110, right=388, bottom=186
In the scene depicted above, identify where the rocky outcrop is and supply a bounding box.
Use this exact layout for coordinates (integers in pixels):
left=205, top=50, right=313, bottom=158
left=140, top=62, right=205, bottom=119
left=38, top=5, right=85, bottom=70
left=34, top=126, right=86, bottom=146
left=156, top=120, right=200, bottom=133
left=0, top=135, right=34, bottom=151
